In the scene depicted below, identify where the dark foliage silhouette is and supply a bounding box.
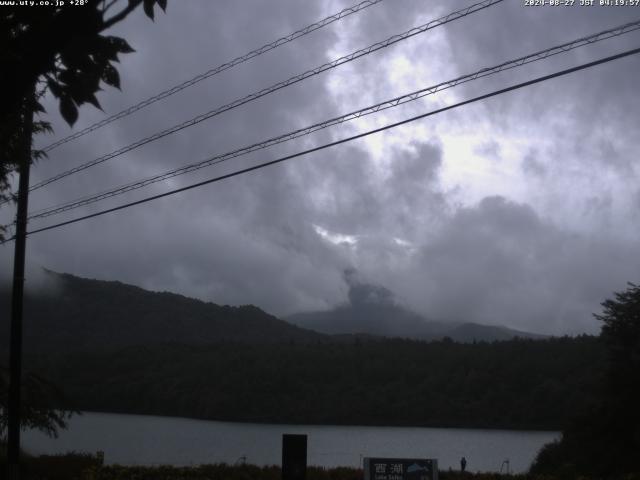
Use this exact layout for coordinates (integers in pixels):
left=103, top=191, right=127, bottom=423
left=0, top=0, right=167, bottom=237
left=531, top=283, right=640, bottom=477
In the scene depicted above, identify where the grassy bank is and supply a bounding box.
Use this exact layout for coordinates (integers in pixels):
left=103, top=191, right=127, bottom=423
left=0, top=450, right=99, bottom=480
left=3, top=453, right=640, bottom=480
left=83, top=465, right=640, bottom=480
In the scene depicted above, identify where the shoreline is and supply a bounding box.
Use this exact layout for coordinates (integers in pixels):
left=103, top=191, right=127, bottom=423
left=68, top=409, right=563, bottom=434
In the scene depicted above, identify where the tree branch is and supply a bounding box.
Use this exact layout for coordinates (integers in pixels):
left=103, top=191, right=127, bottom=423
left=103, top=0, right=120, bottom=15
left=101, top=0, right=142, bottom=31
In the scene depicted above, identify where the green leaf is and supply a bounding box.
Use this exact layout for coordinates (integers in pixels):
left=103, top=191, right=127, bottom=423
left=100, top=37, right=122, bottom=61
left=59, top=68, right=75, bottom=86
left=46, top=78, right=62, bottom=98
left=109, top=36, right=135, bottom=54
left=157, top=0, right=167, bottom=11
left=85, top=93, right=102, bottom=110
left=143, top=0, right=155, bottom=20
left=33, top=101, right=46, bottom=114
left=64, top=66, right=101, bottom=107
left=60, top=43, right=94, bottom=71
left=59, top=96, right=78, bottom=126
left=101, top=64, right=121, bottom=90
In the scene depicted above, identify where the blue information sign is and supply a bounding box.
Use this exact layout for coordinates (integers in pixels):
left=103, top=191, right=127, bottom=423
left=364, top=457, right=438, bottom=480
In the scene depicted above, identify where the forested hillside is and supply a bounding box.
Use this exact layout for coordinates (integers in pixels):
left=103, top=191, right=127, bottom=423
left=0, top=271, right=547, bottom=357
left=0, top=271, right=608, bottom=431
left=25, top=336, right=605, bottom=431
left=0, top=271, right=324, bottom=353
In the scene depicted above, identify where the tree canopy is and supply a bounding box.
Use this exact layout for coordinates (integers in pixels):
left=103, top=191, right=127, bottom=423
left=0, top=0, right=168, bottom=438
left=22, top=336, right=605, bottom=432
left=532, top=282, right=640, bottom=477
left=0, top=0, right=167, bottom=237
left=596, top=282, right=640, bottom=408
left=0, top=365, right=76, bottom=439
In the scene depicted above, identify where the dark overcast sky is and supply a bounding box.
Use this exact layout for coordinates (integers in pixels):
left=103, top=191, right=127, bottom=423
left=2, top=0, right=639, bottom=335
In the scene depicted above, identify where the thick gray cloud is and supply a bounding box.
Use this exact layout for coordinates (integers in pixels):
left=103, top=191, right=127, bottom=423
left=394, top=196, right=640, bottom=335
left=2, top=0, right=639, bottom=335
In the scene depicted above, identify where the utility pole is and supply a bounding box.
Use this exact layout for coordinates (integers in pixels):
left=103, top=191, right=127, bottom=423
left=7, top=87, right=34, bottom=480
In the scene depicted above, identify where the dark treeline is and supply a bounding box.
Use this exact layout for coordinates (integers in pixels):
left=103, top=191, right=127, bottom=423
left=530, top=283, right=640, bottom=477
left=24, top=335, right=604, bottom=431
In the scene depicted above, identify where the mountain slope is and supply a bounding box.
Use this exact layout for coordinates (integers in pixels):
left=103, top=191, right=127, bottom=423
left=286, top=280, right=545, bottom=342
left=448, top=322, right=547, bottom=342
left=286, top=304, right=451, bottom=338
left=0, top=271, right=324, bottom=354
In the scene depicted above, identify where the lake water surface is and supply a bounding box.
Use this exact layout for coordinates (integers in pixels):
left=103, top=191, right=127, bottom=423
left=22, top=412, right=560, bottom=473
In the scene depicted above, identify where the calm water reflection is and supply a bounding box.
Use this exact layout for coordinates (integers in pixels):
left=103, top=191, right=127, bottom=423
left=22, top=412, right=559, bottom=473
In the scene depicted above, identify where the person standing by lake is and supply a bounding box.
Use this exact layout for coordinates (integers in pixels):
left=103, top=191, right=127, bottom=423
left=460, top=457, right=467, bottom=473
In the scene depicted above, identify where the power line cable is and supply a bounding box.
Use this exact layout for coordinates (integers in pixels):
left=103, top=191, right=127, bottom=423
left=25, top=0, right=504, bottom=193
left=1, top=45, right=635, bottom=244
left=25, top=19, right=640, bottom=221
left=40, top=0, right=387, bottom=153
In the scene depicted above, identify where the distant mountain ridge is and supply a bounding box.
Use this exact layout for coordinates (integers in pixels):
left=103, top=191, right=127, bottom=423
left=1, top=271, right=545, bottom=355
left=286, top=277, right=546, bottom=342
left=0, top=270, right=324, bottom=354
left=286, top=308, right=545, bottom=342
left=1, top=271, right=585, bottom=431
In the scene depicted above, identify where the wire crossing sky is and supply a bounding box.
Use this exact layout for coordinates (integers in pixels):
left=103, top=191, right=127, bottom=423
left=40, top=0, right=388, bottom=153
left=24, top=18, right=640, bottom=222
left=26, top=0, right=504, bottom=194
left=2, top=0, right=639, bottom=336
left=4, top=46, right=636, bottom=242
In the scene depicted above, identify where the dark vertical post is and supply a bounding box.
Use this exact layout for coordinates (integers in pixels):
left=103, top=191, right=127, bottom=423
left=7, top=90, right=34, bottom=480
left=282, top=434, right=307, bottom=480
